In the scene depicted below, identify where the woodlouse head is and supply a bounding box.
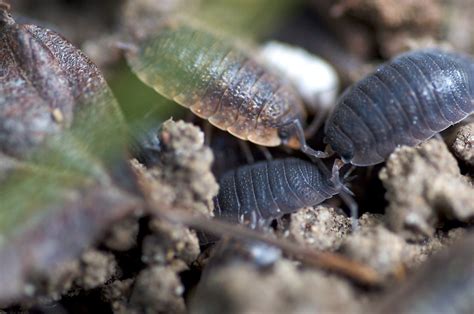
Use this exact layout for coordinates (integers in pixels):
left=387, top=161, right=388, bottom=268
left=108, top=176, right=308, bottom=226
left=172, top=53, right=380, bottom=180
left=277, top=122, right=303, bottom=149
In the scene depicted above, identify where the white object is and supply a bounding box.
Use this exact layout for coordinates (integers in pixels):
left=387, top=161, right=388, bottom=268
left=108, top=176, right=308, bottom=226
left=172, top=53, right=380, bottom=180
left=260, top=41, right=339, bottom=113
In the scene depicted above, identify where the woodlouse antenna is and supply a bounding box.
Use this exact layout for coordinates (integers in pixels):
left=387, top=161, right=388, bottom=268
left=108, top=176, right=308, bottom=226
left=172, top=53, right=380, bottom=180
left=331, top=159, right=358, bottom=230
left=291, top=120, right=330, bottom=159
left=343, top=165, right=356, bottom=181
left=339, top=188, right=359, bottom=230
left=333, top=159, right=357, bottom=183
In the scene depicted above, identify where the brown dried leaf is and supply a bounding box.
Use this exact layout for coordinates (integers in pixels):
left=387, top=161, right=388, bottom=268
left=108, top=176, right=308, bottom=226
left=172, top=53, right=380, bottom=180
left=0, top=7, right=125, bottom=159
left=0, top=7, right=141, bottom=305
left=0, top=182, right=140, bottom=304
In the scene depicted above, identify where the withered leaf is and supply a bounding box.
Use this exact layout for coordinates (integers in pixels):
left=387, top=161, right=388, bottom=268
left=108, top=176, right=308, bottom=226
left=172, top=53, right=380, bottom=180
left=0, top=173, right=140, bottom=304
left=0, top=6, right=125, bottom=159
left=0, top=7, right=141, bottom=305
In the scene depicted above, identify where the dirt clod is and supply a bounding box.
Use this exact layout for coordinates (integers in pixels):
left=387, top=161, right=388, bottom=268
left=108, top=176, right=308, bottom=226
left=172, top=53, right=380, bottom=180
left=379, top=139, right=474, bottom=240
left=142, top=218, right=200, bottom=268
left=333, top=0, right=441, bottom=30
left=31, top=260, right=80, bottom=302
left=132, top=119, right=218, bottom=217
left=101, top=279, right=134, bottom=314
left=452, top=122, right=474, bottom=168
left=332, top=0, right=442, bottom=57
left=340, top=225, right=407, bottom=279
left=373, top=231, right=474, bottom=314
left=128, top=266, right=186, bottom=314
left=191, top=260, right=362, bottom=314
left=404, top=228, right=467, bottom=267
left=103, top=216, right=140, bottom=252
left=76, top=249, right=117, bottom=290
left=285, top=205, right=352, bottom=251
left=338, top=215, right=466, bottom=283
left=442, top=0, right=474, bottom=54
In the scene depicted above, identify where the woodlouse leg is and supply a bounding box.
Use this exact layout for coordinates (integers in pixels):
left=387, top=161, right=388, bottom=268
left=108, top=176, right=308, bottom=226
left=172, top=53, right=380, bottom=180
left=339, top=189, right=359, bottom=230
left=185, top=110, right=196, bottom=123
left=292, top=120, right=330, bottom=160
left=365, top=166, right=374, bottom=180
left=204, top=121, right=214, bottom=146
left=238, top=140, right=255, bottom=164
left=343, top=165, right=357, bottom=182
left=258, top=146, right=273, bottom=161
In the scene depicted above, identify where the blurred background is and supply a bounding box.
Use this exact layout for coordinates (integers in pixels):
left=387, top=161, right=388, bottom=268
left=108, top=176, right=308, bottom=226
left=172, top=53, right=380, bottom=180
left=11, top=0, right=474, bottom=128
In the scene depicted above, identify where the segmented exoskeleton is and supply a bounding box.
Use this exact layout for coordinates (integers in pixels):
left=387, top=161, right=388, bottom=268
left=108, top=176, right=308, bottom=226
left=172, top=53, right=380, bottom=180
left=324, top=49, right=474, bottom=166
left=126, top=21, right=327, bottom=159
left=213, top=158, right=352, bottom=229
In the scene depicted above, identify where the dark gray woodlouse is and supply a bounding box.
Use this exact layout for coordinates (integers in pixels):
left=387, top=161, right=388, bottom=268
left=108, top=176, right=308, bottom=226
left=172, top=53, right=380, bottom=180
left=126, top=21, right=327, bottom=159
left=324, top=49, right=474, bottom=166
left=213, top=158, right=354, bottom=229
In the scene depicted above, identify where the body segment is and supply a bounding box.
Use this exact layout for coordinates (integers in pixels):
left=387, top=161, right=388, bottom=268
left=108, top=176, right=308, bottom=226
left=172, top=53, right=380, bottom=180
left=213, top=158, right=341, bottom=228
left=324, top=49, right=474, bottom=166
left=127, top=22, right=306, bottom=147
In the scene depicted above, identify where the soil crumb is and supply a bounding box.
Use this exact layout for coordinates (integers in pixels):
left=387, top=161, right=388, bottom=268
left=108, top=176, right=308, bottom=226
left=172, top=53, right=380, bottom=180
left=75, top=249, right=117, bottom=290
left=451, top=122, right=474, bottom=168
left=372, top=231, right=474, bottom=314
left=128, top=266, right=186, bottom=314
left=442, top=0, right=474, bottom=54
left=101, top=279, right=134, bottom=313
left=332, top=0, right=442, bottom=57
left=340, top=225, right=407, bottom=280
left=131, top=119, right=218, bottom=217
left=284, top=205, right=352, bottom=251
left=379, top=138, right=474, bottom=240
left=103, top=216, right=140, bottom=252
left=142, top=218, right=200, bottom=268
left=191, top=260, right=362, bottom=314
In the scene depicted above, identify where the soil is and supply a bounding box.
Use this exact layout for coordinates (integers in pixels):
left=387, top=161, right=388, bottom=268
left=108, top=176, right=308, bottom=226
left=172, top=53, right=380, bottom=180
left=1, top=0, right=474, bottom=313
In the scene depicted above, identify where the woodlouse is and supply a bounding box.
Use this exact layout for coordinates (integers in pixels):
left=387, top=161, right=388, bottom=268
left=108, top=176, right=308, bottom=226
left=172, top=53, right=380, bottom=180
left=324, top=49, right=474, bottom=166
left=213, top=157, right=354, bottom=229
left=126, top=21, right=327, bottom=159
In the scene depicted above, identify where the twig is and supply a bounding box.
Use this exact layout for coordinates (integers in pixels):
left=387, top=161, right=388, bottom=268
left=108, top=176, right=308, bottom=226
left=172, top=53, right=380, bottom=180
left=153, top=205, right=381, bottom=286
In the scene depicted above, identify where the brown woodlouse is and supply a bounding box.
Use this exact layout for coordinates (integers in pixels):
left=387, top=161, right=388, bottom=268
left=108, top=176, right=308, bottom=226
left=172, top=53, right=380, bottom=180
left=213, top=157, right=355, bottom=229
left=126, top=21, right=328, bottom=159
left=324, top=49, right=474, bottom=166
